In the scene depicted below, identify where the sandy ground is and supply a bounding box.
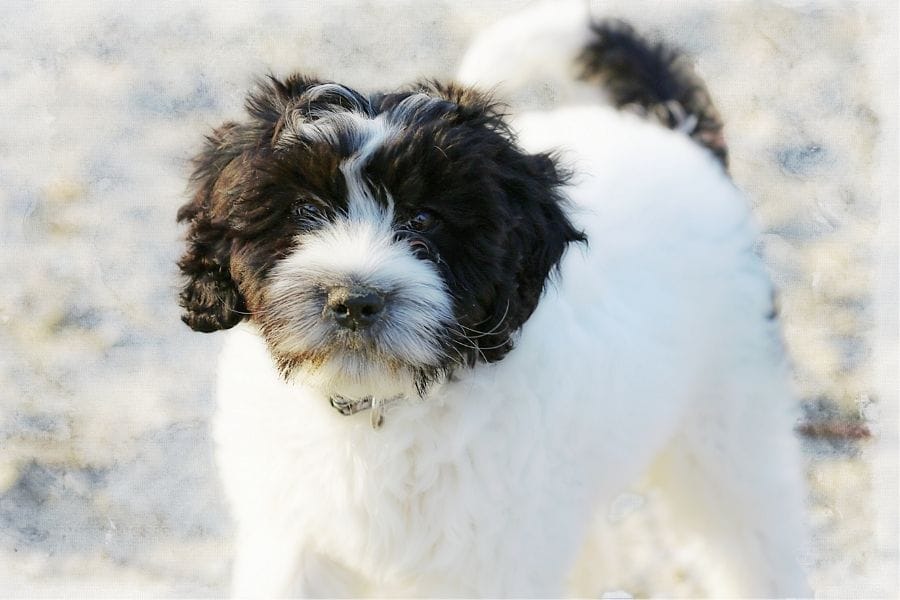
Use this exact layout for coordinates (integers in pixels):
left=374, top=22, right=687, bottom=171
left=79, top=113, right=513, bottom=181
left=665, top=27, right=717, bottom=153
left=0, top=1, right=897, bottom=597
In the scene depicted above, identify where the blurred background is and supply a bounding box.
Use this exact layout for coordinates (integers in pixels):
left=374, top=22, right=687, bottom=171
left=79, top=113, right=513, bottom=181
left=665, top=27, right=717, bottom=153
left=0, top=0, right=896, bottom=596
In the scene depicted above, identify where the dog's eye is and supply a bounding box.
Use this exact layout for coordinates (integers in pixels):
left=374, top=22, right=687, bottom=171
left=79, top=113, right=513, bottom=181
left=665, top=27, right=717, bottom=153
left=407, top=209, right=438, bottom=232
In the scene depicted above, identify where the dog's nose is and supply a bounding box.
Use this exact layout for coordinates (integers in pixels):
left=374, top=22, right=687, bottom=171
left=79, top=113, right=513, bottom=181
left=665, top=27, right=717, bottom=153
left=326, top=286, right=385, bottom=330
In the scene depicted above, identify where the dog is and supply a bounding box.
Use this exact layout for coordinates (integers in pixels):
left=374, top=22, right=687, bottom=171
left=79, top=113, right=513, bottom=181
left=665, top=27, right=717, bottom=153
left=177, top=5, right=809, bottom=597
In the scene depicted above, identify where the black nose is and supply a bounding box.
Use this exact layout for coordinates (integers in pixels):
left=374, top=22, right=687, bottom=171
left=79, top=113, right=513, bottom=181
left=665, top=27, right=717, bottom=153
left=326, top=286, right=385, bottom=330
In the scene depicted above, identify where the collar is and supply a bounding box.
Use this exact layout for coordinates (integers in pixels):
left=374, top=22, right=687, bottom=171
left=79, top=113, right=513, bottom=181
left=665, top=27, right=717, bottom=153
left=329, top=394, right=403, bottom=429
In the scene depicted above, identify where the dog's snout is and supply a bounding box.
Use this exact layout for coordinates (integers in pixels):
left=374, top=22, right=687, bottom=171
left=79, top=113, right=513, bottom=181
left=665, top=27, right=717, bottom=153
left=326, top=286, right=385, bottom=330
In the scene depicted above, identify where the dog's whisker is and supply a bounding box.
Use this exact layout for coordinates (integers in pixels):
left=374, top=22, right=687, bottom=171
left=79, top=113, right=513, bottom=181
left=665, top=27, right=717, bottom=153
left=455, top=300, right=511, bottom=338
left=450, top=333, right=512, bottom=354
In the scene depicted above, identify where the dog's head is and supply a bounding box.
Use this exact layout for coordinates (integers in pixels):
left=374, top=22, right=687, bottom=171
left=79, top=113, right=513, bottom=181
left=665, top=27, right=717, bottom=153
left=178, top=75, right=584, bottom=399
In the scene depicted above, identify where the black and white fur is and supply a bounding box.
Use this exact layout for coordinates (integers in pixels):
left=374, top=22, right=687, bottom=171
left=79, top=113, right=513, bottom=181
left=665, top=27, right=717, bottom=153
left=178, top=4, right=809, bottom=597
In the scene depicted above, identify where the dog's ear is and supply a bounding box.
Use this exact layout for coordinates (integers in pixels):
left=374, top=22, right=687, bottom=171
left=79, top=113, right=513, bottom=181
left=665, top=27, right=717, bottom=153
left=495, top=151, right=586, bottom=344
left=510, top=152, right=585, bottom=307
left=178, top=74, right=337, bottom=332
left=177, top=122, right=254, bottom=332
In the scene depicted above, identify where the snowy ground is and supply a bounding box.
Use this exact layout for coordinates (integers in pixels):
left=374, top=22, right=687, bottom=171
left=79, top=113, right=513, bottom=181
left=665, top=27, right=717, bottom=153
left=0, top=1, right=897, bottom=597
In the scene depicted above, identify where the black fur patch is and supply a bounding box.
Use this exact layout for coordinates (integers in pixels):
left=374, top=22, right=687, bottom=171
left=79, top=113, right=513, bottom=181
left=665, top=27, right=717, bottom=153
left=579, top=19, right=728, bottom=168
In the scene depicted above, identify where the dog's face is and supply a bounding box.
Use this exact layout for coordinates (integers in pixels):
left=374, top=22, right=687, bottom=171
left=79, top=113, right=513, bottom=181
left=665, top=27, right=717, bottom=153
left=178, top=75, right=583, bottom=399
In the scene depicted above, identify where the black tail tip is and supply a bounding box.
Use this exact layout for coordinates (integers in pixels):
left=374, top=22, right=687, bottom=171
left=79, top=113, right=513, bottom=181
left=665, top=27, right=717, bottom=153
left=579, top=19, right=728, bottom=169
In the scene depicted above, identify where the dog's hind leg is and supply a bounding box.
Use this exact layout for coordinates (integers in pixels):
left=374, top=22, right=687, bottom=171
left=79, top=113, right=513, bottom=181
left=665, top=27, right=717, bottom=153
left=647, top=376, right=811, bottom=597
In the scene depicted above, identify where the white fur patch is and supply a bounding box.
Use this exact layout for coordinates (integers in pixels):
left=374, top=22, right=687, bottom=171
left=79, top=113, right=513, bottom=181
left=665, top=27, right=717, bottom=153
left=339, top=117, right=396, bottom=221
left=456, top=0, right=607, bottom=110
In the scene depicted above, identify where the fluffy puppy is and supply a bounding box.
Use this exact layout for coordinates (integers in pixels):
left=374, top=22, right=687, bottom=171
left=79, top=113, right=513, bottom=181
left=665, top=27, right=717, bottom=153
left=177, top=7, right=809, bottom=598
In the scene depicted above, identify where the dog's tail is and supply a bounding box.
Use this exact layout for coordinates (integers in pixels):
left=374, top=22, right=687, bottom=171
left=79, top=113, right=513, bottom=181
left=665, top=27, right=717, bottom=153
left=578, top=20, right=728, bottom=168
left=456, top=2, right=727, bottom=168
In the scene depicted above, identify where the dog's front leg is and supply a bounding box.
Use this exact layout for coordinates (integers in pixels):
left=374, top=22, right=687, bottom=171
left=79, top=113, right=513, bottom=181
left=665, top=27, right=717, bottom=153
left=229, top=527, right=303, bottom=598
